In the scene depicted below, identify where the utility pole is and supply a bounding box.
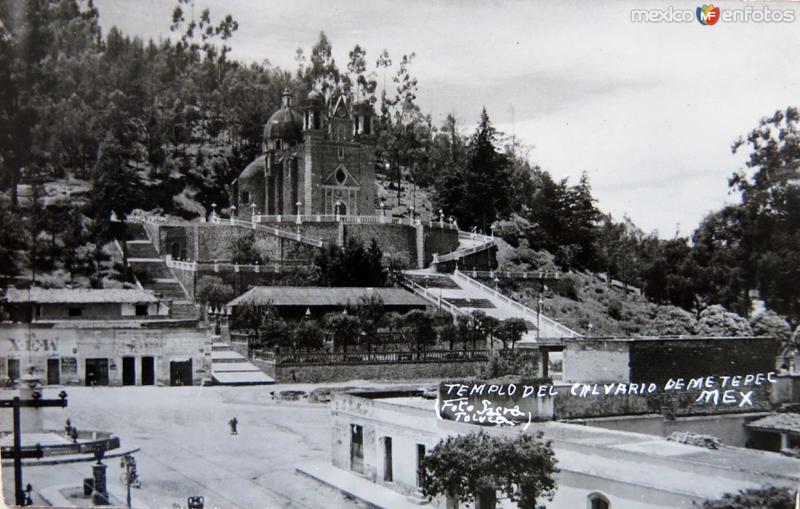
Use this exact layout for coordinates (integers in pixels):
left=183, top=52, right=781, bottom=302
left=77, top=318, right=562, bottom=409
left=0, top=391, right=68, bottom=506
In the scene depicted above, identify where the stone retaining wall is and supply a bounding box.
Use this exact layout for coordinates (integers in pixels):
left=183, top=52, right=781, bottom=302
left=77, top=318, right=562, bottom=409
left=275, top=359, right=486, bottom=383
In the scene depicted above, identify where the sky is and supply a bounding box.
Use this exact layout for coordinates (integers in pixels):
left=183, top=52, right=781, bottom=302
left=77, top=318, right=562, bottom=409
left=94, top=0, right=800, bottom=238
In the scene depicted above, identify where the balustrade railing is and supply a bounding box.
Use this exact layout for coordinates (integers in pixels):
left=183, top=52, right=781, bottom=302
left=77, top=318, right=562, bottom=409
left=466, top=269, right=562, bottom=281
left=401, top=278, right=469, bottom=317
left=453, top=270, right=579, bottom=338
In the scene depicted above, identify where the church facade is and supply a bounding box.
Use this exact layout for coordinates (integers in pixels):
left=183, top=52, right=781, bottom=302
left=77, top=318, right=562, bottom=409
left=232, top=90, right=377, bottom=218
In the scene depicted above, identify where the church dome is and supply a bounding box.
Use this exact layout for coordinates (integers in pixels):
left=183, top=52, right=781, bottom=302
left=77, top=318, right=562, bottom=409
left=264, top=89, right=302, bottom=144
left=264, top=108, right=302, bottom=142
left=239, top=156, right=266, bottom=182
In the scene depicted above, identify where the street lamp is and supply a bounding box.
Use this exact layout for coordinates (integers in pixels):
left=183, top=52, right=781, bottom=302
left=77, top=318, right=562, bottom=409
left=439, top=209, right=444, bottom=226
left=537, top=273, right=545, bottom=340
left=494, top=277, right=500, bottom=291
left=537, top=296, right=543, bottom=341
left=210, top=203, right=217, bottom=221
left=296, top=201, right=302, bottom=223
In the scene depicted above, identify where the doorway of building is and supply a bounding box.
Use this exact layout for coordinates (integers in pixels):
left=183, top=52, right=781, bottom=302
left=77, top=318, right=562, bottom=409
left=122, top=357, right=136, bottom=386
left=350, top=424, right=364, bottom=474
left=416, top=443, right=426, bottom=487
left=141, top=356, right=155, bottom=385
left=47, top=358, right=60, bottom=385
left=7, top=358, right=20, bottom=382
left=169, top=359, right=192, bottom=386
left=85, top=358, right=109, bottom=386
left=383, top=437, right=393, bottom=482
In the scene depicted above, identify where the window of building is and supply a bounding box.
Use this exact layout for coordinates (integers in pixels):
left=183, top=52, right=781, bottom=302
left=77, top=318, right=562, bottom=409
left=241, top=191, right=250, bottom=205
left=68, top=307, right=82, bottom=317
left=338, top=147, right=344, bottom=159
left=135, top=304, right=149, bottom=317
left=587, top=492, right=610, bottom=509
left=336, top=168, right=347, bottom=185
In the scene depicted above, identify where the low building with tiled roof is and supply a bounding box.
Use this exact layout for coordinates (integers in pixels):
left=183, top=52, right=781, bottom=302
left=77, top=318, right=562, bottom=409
left=226, top=286, right=428, bottom=319
left=3, top=287, right=168, bottom=322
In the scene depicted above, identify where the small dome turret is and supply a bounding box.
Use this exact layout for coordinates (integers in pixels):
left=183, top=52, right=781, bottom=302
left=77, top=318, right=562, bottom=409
left=352, top=99, right=374, bottom=136
left=303, top=88, right=325, bottom=132
left=263, top=89, right=302, bottom=148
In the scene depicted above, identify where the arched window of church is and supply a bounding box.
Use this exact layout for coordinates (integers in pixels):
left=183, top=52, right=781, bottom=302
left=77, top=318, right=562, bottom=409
left=338, top=148, right=344, bottom=160
left=274, top=139, right=282, bottom=150
left=587, top=492, right=610, bottom=509
left=241, top=191, right=250, bottom=205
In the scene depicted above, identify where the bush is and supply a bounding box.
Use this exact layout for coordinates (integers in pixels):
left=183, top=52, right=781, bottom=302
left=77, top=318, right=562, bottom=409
left=292, top=320, right=325, bottom=351
left=479, top=351, right=537, bottom=378
left=196, top=275, right=234, bottom=309
left=555, top=274, right=580, bottom=301
left=702, top=486, right=793, bottom=509
left=697, top=305, right=753, bottom=336
left=643, top=305, right=698, bottom=336
left=228, top=231, right=263, bottom=264
left=749, top=310, right=792, bottom=343
left=607, top=299, right=623, bottom=321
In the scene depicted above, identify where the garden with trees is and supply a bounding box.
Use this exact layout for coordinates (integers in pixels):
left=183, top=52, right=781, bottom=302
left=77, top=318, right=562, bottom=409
left=229, top=293, right=533, bottom=366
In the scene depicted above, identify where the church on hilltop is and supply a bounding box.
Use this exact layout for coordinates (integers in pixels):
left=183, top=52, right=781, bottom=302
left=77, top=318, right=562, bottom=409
left=232, top=89, right=377, bottom=218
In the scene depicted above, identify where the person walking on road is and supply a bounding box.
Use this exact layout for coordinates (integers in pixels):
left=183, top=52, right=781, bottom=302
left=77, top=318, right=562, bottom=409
left=228, top=417, right=238, bottom=435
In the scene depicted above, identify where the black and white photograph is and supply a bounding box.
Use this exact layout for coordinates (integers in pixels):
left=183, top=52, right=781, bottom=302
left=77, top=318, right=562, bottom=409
left=1, top=1, right=800, bottom=508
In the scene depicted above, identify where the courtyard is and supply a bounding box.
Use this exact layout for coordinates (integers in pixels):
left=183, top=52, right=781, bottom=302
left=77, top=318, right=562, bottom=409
left=0, top=384, right=403, bottom=509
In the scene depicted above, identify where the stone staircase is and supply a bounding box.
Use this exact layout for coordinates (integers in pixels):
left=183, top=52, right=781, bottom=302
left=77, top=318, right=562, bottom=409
left=402, top=269, right=580, bottom=343
left=211, top=340, right=274, bottom=385
left=122, top=224, right=198, bottom=321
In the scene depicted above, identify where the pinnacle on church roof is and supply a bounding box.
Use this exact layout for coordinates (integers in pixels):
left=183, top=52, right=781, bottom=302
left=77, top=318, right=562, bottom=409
left=281, top=88, right=293, bottom=108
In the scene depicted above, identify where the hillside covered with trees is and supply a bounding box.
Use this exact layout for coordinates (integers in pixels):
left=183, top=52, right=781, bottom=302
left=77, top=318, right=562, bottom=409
left=1, top=0, right=798, bottom=335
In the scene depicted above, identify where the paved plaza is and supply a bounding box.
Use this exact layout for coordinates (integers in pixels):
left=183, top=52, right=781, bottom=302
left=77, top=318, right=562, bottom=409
left=0, top=384, right=393, bottom=509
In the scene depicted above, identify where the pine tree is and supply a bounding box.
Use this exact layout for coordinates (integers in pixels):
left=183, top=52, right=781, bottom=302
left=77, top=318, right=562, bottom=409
left=460, top=108, right=510, bottom=231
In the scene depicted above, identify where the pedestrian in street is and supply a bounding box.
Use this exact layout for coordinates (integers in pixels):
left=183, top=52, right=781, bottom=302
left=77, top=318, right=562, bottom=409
left=228, top=417, right=238, bottom=435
